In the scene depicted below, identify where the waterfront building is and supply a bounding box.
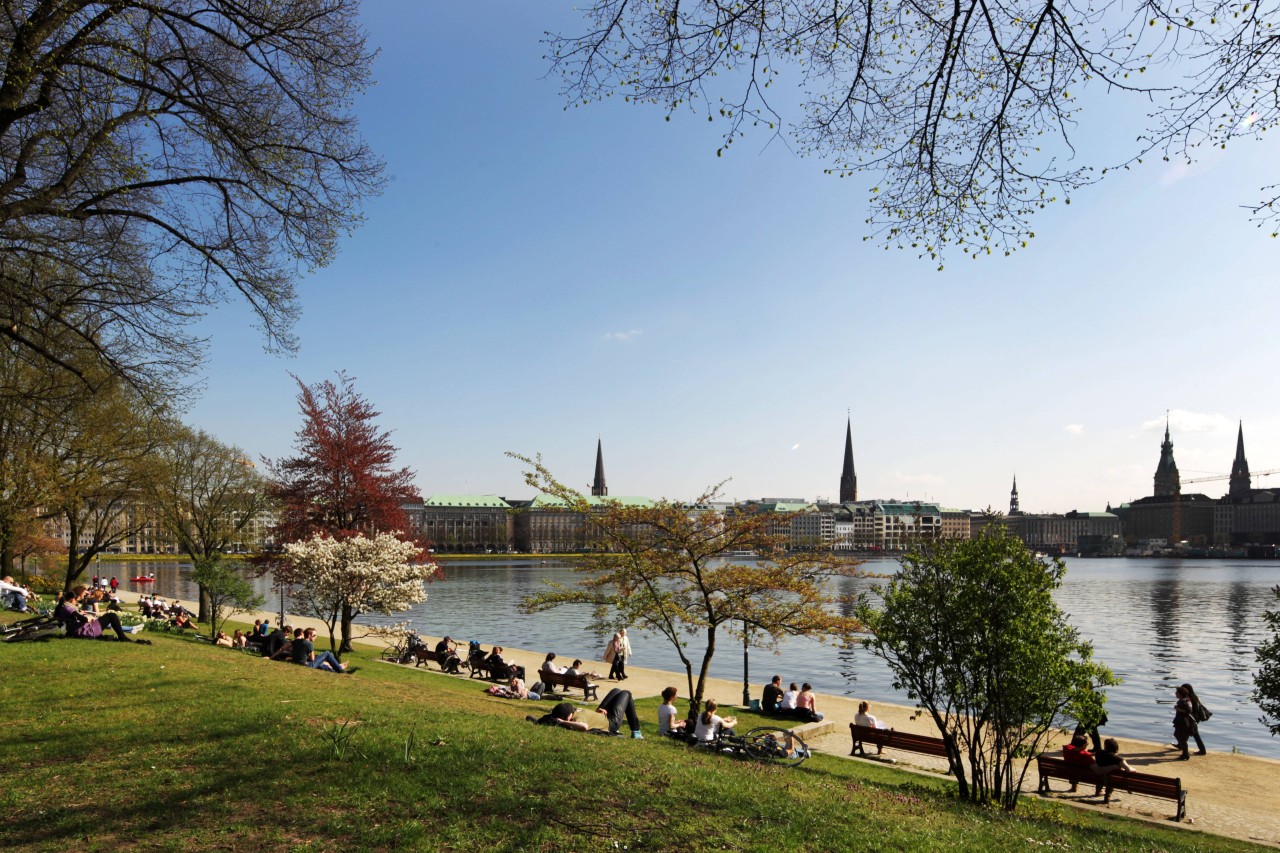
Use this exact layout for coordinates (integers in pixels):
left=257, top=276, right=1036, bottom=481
left=1213, top=423, right=1280, bottom=545
left=513, top=493, right=654, bottom=553
left=1117, top=422, right=1215, bottom=545
left=409, top=495, right=514, bottom=553
left=940, top=508, right=972, bottom=540
left=832, top=500, right=941, bottom=550
left=1008, top=511, right=1122, bottom=555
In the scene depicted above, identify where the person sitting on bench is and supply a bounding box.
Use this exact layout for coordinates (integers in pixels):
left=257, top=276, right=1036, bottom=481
left=435, top=636, right=462, bottom=673
left=1062, top=733, right=1097, bottom=793
left=854, top=701, right=887, bottom=755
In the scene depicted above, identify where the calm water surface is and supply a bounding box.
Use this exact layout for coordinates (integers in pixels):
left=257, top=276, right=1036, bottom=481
left=99, top=556, right=1280, bottom=758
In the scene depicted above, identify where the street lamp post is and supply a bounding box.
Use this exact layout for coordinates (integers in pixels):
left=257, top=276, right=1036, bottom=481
left=741, top=620, right=751, bottom=708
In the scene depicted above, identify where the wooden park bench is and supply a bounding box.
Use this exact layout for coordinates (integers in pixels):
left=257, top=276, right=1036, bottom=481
left=849, top=723, right=950, bottom=759
left=411, top=647, right=463, bottom=673
left=539, top=670, right=599, bottom=701
left=1036, top=754, right=1187, bottom=820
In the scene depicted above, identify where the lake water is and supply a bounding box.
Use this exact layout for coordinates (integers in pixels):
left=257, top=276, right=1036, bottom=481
left=93, top=555, right=1280, bottom=759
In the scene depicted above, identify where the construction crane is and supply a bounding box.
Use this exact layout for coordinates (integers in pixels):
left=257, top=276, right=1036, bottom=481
left=1182, top=468, right=1280, bottom=485
left=1168, top=468, right=1279, bottom=544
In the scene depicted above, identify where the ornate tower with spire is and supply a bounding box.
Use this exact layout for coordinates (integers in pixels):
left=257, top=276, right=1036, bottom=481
left=839, top=418, right=857, bottom=503
left=1229, top=421, right=1252, bottom=501
left=591, top=439, right=607, bottom=497
left=1009, top=475, right=1021, bottom=515
left=1153, top=417, right=1181, bottom=497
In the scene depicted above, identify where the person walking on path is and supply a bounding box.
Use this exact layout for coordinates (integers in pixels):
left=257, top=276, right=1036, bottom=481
left=1181, top=682, right=1209, bottom=755
left=1172, top=684, right=1200, bottom=760
left=607, top=628, right=632, bottom=680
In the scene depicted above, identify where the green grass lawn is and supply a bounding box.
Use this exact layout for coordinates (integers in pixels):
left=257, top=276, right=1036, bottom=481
left=0, top=625, right=1264, bottom=852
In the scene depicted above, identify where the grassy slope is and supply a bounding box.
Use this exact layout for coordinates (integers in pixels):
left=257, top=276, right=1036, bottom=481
left=0, top=629, right=1263, bottom=853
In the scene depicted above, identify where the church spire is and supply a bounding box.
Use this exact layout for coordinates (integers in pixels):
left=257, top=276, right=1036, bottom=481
left=591, top=438, right=607, bottom=497
left=1153, top=415, right=1181, bottom=497
left=839, top=417, right=857, bottom=503
left=1009, top=474, right=1021, bottom=515
left=1229, top=420, right=1252, bottom=501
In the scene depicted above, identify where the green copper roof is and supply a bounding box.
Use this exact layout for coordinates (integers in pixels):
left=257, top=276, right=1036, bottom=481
left=423, top=494, right=511, bottom=508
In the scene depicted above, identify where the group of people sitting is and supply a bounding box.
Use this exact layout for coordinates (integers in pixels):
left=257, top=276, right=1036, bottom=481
left=1062, top=734, right=1135, bottom=802
left=138, top=594, right=197, bottom=629
left=257, top=623, right=355, bottom=673
left=760, top=675, right=825, bottom=722
left=54, top=585, right=151, bottom=644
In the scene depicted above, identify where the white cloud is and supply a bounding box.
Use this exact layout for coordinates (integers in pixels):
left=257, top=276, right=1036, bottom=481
left=1160, top=161, right=1191, bottom=186
left=1064, top=424, right=1084, bottom=435
left=791, top=443, right=800, bottom=451
left=602, top=329, right=643, bottom=342
left=1141, top=409, right=1233, bottom=434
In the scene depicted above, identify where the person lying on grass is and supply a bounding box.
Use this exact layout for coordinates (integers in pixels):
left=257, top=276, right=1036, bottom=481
left=527, top=689, right=644, bottom=738
left=56, top=586, right=151, bottom=645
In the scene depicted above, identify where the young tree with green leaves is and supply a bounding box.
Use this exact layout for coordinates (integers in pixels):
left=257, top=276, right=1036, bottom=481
left=147, top=426, right=270, bottom=622
left=1254, top=585, right=1280, bottom=737
left=192, top=558, right=265, bottom=642
left=512, top=453, right=860, bottom=722
left=856, top=525, right=1115, bottom=811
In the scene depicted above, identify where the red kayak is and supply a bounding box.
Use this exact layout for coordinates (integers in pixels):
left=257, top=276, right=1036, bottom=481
left=130, top=577, right=155, bottom=582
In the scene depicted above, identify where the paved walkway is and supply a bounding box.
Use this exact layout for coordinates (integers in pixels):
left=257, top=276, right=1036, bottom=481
left=119, top=590, right=1280, bottom=848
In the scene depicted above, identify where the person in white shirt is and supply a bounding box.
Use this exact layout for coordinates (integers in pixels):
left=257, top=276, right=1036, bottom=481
left=1, top=576, right=33, bottom=612
left=657, top=686, right=687, bottom=737
left=692, top=699, right=737, bottom=743
left=854, top=700, right=887, bottom=755
left=780, top=682, right=800, bottom=711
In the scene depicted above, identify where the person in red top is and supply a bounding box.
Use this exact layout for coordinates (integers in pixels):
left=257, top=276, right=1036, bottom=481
left=1062, top=733, right=1099, bottom=794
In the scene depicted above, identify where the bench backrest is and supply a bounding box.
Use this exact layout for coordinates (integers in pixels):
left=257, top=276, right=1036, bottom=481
left=1036, top=755, right=1182, bottom=797
left=849, top=723, right=949, bottom=757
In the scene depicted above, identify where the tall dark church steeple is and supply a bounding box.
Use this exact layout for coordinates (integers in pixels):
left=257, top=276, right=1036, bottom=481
left=1153, top=417, right=1181, bottom=497
left=1229, top=421, right=1252, bottom=501
left=839, top=418, right=857, bottom=503
left=1009, top=475, right=1021, bottom=515
left=591, top=439, right=607, bottom=497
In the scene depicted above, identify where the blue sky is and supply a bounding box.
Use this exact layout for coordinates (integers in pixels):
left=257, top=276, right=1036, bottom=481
left=186, top=3, right=1280, bottom=514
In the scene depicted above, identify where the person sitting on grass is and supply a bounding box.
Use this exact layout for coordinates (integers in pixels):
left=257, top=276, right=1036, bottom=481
left=215, top=631, right=234, bottom=647
left=271, top=628, right=301, bottom=661
left=658, top=686, right=687, bottom=737
left=794, top=683, right=824, bottom=722
left=232, top=629, right=248, bottom=649
left=56, top=586, right=151, bottom=645
left=761, top=675, right=784, bottom=714
left=291, top=627, right=355, bottom=673
left=693, top=699, right=736, bottom=743
left=1, top=575, right=35, bottom=612
left=171, top=610, right=197, bottom=632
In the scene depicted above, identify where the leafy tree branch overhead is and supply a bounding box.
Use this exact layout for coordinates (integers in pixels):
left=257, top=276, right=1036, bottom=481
left=549, top=1, right=1280, bottom=262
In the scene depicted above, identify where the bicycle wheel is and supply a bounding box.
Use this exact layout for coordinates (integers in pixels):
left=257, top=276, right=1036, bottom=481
left=741, top=727, right=809, bottom=767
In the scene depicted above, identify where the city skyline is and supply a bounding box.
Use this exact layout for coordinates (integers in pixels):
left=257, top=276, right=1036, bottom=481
left=178, top=4, right=1279, bottom=515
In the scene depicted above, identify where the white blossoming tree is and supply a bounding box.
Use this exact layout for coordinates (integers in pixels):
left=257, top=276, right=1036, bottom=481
left=280, top=532, right=435, bottom=655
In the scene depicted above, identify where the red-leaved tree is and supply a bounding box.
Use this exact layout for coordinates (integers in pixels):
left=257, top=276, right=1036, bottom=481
left=266, top=372, right=432, bottom=651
